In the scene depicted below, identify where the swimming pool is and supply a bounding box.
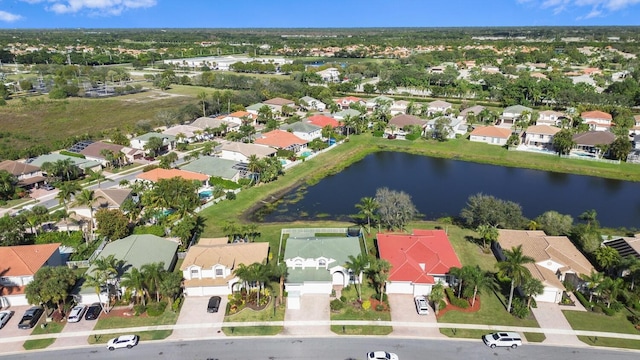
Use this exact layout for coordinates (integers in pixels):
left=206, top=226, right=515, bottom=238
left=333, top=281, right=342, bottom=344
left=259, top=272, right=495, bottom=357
left=301, top=151, right=312, bottom=157
left=199, top=190, right=213, bottom=199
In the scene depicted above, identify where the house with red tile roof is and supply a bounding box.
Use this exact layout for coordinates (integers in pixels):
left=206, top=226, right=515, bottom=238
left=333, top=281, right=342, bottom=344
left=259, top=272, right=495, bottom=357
left=254, top=130, right=308, bottom=152
left=580, top=110, right=613, bottom=132
left=469, top=126, right=512, bottom=146
left=377, top=229, right=461, bottom=296
left=136, top=168, right=210, bottom=185
left=307, top=114, right=341, bottom=129
left=0, top=243, right=63, bottom=306
left=335, top=96, right=364, bottom=109
left=217, top=111, right=258, bottom=126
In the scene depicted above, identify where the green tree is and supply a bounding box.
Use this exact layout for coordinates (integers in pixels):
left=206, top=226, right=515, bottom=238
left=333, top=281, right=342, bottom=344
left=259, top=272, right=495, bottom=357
left=95, top=208, right=130, bottom=241
left=496, top=245, right=535, bottom=313
left=552, top=129, right=575, bottom=156
left=521, top=277, right=544, bottom=308
left=429, top=283, right=445, bottom=315
left=460, top=193, right=526, bottom=229
left=144, top=137, right=165, bottom=157
left=159, top=271, right=183, bottom=309
left=366, top=257, right=391, bottom=299
left=24, top=266, right=77, bottom=313
left=535, top=211, right=573, bottom=236
left=594, top=246, right=620, bottom=273
left=344, top=253, right=370, bottom=301
left=355, top=197, right=378, bottom=233
left=56, top=181, right=81, bottom=232
left=72, top=189, right=104, bottom=242
left=0, top=214, right=25, bottom=246
left=609, top=136, right=632, bottom=161
left=0, top=170, right=17, bottom=201
left=465, top=266, right=498, bottom=307
left=476, top=224, right=498, bottom=249
left=581, top=270, right=605, bottom=302
left=374, top=187, right=417, bottom=231
left=120, top=267, right=148, bottom=306
left=141, top=262, right=165, bottom=303
left=599, top=276, right=626, bottom=308
left=86, top=254, right=123, bottom=313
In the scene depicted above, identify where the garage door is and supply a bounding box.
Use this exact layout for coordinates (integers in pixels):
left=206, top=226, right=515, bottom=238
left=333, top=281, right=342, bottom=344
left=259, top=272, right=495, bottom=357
left=535, top=288, right=560, bottom=303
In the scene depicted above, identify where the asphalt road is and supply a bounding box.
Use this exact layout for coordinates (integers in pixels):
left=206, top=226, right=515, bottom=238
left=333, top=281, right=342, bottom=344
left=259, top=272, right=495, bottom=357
left=0, top=337, right=637, bottom=360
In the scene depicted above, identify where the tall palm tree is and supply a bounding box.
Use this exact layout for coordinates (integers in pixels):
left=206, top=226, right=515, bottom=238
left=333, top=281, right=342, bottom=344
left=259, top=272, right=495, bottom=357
left=448, top=266, right=473, bottom=298
left=344, top=253, right=369, bottom=301
left=141, top=262, right=166, bottom=303
left=521, top=277, right=544, bottom=308
left=476, top=224, right=498, bottom=249
left=197, top=91, right=208, bottom=117
left=56, top=181, right=81, bottom=232
left=72, top=189, right=104, bottom=242
left=465, top=266, right=498, bottom=307
left=120, top=267, right=148, bottom=306
left=619, top=255, right=640, bottom=290
left=355, top=197, right=378, bottom=233
left=366, top=257, right=391, bottom=299
left=495, top=245, right=535, bottom=313
left=580, top=270, right=605, bottom=302
left=599, top=276, right=626, bottom=308
left=159, top=271, right=183, bottom=309
left=89, top=254, right=123, bottom=313
left=269, top=262, right=288, bottom=306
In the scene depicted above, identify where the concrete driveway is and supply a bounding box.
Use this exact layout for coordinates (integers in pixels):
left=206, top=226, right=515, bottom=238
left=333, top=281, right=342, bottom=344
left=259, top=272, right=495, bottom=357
left=0, top=305, right=39, bottom=354
left=531, top=301, right=584, bottom=346
left=283, top=294, right=331, bottom=336
left=50, top=307, right=98, bottom=349
left=169, top=296, right=227, bottom=340
left=388, top=294, right=444, bottom=338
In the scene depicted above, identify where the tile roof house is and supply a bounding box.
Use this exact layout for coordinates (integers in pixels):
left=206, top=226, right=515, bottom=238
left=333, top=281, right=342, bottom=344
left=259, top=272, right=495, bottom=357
left=79, top=141, right=141, bottom=166
left=283, top=232, right=362, bottom=309
left=317, top=67, right=341, bottom=82
left=190, top=117, right=239, bottom=134
left=389, top=114, right=426, bottom=128
left=162, top=125, right=204, bottom=142
left=299, top=96, right=326, bottom=112
left=390, top=100, right=411, bottom=115
left=78, top=235, right=179, bottom=304
left=0, top=243, right=63, bottom=306
left=333, top=109, right=361, bottom=121
left=218, top=141, right=277, bottom=162
left=180, top=156, right=244, bottom=182
left=216, top=111, right=258, bottom=127
left=181, top=238, right=269, bottom=296
left=498, top=105, right=533, bottom=127
left=307, top=115, right=340, bottom=130
left=136, top=168, right=210, bottom=185
left=572, top=131, right=616, bottom=156
left=457, top=105, right=486, bottom=123
left=29, top=153, right=102, bottom=174
left=469, top=126, right=512, bottom=146
left=378, top=230, right=461, bottom=296
left=0, top=160, right=46, bottom=189
left=335, top=96, right=364, bottom=110
left=255, top=130, right=308, bottom=152
left=580, top=110, right=613, bottom=132
left=262, top=97, right=296, bottom=115
left=427, top=100, right=453, bottom=115
left=280, top=122, right=323, bottom=141
left=524, top=125, right=561, bottom=149
left=365, top=95, right=394, bottom=110
left=494, top=229, right=594, bottom=303
left=130, top=132, right=176, bottom=152
left=70, top=188, right=133, bottom=222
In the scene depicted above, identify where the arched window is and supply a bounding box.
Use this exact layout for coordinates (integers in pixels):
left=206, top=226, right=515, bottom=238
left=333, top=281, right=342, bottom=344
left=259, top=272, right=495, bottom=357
left=294, top=260, right=303, bottom=268
left=318, top=259, right=326, bottom=267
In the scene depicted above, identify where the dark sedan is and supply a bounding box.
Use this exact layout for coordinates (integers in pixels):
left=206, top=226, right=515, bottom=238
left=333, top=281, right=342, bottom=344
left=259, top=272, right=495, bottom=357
left=84, top=303, right=102, bottom=320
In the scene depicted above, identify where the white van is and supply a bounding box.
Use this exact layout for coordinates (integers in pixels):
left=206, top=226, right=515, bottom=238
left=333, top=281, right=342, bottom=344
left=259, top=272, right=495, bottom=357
left=483, top=332, right=522, bottom=348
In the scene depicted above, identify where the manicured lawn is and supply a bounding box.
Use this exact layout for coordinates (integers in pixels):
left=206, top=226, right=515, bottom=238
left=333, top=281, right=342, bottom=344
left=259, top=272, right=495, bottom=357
left=330, top=324, right=393, bottom=335
left=23, top=339, right=56, bottom=350
left=93, top=309, right=179, bottom=330
left=439, top=328, right=486, bottom=340
left=330, top=284, right=391, bottom=336
left=22, top=320, right=65, bottom=350
left=221, top=325, right=282, bottom=336
left=523, top=332, right=546, bottom=343
left=87, top=330, right=172, bottom=344
left=222, top=297, right=285, bottom=336
left=438, top=291, right=539, bottom=328
left=563, top=310, right=639, bottom=334
left=578, top=336, right=640, bottom=350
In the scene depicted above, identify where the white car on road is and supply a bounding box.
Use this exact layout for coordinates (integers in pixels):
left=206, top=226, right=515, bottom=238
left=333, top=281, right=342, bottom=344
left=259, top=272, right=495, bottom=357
left=107, top=335, right=139, bottom=350
left=483, top=332, right=522, bottom=348
left=0, top=310, right=14, bottom=329
left=367, top=351, right=399, bottom=360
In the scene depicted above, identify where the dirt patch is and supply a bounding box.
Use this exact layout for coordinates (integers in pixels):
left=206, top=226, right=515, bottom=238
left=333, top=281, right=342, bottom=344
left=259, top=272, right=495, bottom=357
left=101, top=306, right=148, bottom=318
left=436, top=296, right=481, bottom=318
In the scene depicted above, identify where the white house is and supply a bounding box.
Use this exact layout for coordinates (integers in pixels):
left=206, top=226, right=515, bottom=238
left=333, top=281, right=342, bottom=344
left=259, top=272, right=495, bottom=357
left=427, top=100, right=453, bottom=116
left=280, top=122, right=323, bottom=141
left=581, top=110, right=613, bottom=132
left=299, top=96, right=326, bottom=112
left=536, top=110, right=565, bottom=127
left=130, top=132, right=176, bottom=153
left=316, top=67, right=341, bottom=82
left=218, top=141, right=277, bottom=162
left=469, top=126, right=512, bottom=146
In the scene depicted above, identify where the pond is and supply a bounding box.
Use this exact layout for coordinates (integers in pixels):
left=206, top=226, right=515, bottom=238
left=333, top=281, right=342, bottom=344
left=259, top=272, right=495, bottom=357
left=258, top=152, right=640, bottom=229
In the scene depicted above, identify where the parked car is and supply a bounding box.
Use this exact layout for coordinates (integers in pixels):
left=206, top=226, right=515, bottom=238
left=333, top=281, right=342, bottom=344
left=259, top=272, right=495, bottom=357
left=0, top=310, right=14, bottom=329
left=207, top=296, right=221, bottom=313
left=414, top=296, right=429, bottom=315
left=42, top=184, right=54, bottom=191
left=18, top=307, right=44, bottom=329
left=84, top=303, right=102, bottom=320
left=106, top=334, right=139, bottom=350
left=67, top=305, right=87, bottom=323
left=483, top=332, right=522, bottom=349
left=367, top=351, right=399, bottom=360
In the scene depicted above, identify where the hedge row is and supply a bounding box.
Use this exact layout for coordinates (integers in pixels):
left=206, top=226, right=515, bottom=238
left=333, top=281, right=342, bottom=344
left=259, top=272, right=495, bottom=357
left=445, top=287, right=469, bottom=309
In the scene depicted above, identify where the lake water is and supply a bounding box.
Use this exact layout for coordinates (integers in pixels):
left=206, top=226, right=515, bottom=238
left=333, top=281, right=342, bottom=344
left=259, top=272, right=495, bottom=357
left=259, top=152, right=640, bottom=229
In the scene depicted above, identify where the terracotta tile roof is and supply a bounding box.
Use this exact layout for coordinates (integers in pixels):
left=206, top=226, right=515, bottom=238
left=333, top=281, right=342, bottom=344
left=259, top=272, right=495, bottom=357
left=229, top=111, right=257, bottom=120
left=0, top=243, right=61, bottom=276
left=389, top=114, right=426, bottom=127
left=581, top=110, right=612, bottom=120
left=0, top=160, right=40, bottom=176
left=181, top=239, right=269, bottom=270
left=307, top=115, right=340, bottom=128
left=336, top=96, right=362, bottom=103
left=263, top=97, right=295, bottom=106
left=255, top=130, right=308, bottom=149
left=470, top=126, right=512, bottom=139
left=525, top=125, right=561, bottom=135
left=377, top=229, right=461, bottom=285
left=136, top=168, right=209, bottom=182
left=79, top=142, right=124, bottom=159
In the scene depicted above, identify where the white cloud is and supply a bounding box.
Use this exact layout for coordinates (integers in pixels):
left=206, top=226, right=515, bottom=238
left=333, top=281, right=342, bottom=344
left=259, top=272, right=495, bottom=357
left=521, top=0, right=640, bottom=18
left=20, top=0, right=156, bottom=15
left=0, top=10, right=23, bottom=22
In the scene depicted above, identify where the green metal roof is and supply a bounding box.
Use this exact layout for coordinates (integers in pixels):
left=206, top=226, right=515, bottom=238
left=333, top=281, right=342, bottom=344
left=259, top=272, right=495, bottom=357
left=246, top=103, right=264, bottom=111
left=180, top=156, right=240, bottom=180
left=284, top=236, right=361, bottom=267
left=334, top=109, right=361, bottom=118
left=287, top=267, right=332, bottom=283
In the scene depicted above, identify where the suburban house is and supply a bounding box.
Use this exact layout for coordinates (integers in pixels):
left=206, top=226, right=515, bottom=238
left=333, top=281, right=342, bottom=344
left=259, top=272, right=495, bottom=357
left=130, top=132, right=176, bottom=153
left=469, top=126, right=512, bottom=146
left=631, top=115, right=640, bottom=137
left=254, top=129, right=308, bottom=152
left=79, top=141, right=141, bottom=166
left=377, top=229, right=462, bottom=296
left=581, top=110, right=613, bottom=132
left=217, top=111, right=258, bottom=126
left=388, top=114, right=426, bottom=136
left=217, top=141, right=277, bottom=162
left=136, top=168, right=210, bottom=186
left=246, top=103, right=265, bottom=116
left=365, top=95, right=394, bottom=110
left=0, top=243, right=63, bottom=306
left=458, top=105, right=486, bottom=124
left=498, top=105, right=533, bottom=127
left=162, top=125, right=204, bottom=143
left=427, top=100, right=453, bottom=116
left=603, top=234, right=640, bottom=260
left=334, top=96, right=364, bottom=110
left=262, top=97, right=296, bottom=115
left=333, top=109, right=361, bottom=122
left=299, top=96, right=326, bottom=112
left=572, top=131, right=616, bottom=156
left=29, top=153, right=102, bottom=174
left=316, top=67, right=341, bottom=82
left=537, top=110, right=565, bottom=127
left=180, top=238, right=269, bottom=296
left=280, top=122, right=323, bottom=141
left=180, top=156, right=244, bottom=183
left=191, top=116, right=239, bottom=134
left=70, top=188, right=133, bottom=222
left=0, top=160, right=46, bottom=189
left=425, top=116, right=465, bottom=139
left=390, top=100, right=411, bottom=115
left=493, top=229, right=594, bottom=303
left=523, top=125, right=561, bottom=149
left=78, top=235, right=179, bottom=304
left=282, top=232, right=362, bottom=309
left=307, top=114, right=341, bottom=130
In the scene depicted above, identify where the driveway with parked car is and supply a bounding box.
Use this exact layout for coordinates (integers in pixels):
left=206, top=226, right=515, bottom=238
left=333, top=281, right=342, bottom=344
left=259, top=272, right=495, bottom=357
left=50, top=305, right=99, bottom=349
left=169, top=296, right=227, bottom=340
left=0, top=305, right=40, bottom=353
left=387, top=294, right=443, bottom=338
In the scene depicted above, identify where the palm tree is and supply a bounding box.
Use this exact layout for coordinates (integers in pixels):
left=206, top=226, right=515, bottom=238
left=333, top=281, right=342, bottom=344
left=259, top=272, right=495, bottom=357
left=85, top=169, right=111, bottom=188
left=197, top=91, right=208, bottom=117
left=269, top=262, right=288, bottom=306
left=579, top=209, right=598, bottom=229
left=448, top=265, right=473, bottom=298
left=619, top=256, right=640, bottom=290
left=88, top=254, right=123, bottom=313
left=496, top=245, right=535, bottom=313
left=72, top=189, right=104, bottom=242
left=355, top=197, right=378, bottom=233
left=159, top=271, right=183, bottom=309
left=580, top=270, right=605, bottom=302
left=56, top=181, right=81, bottom=232
left=366, top=257, right=391, bottom=299
left=521, top=277, right=544, bottom=308
left=344, top=253, right=369, bottom=301
left=599, top=276, right=625, bottom=308
left=141, top=262, right=165, bottom=303
left=429, top=282, right=445, bottom=316
left=476, top=224, right=498, bottom=249
left=120, top=267, right=148, bottom=306
left=465, top=266, right=498, bottom=307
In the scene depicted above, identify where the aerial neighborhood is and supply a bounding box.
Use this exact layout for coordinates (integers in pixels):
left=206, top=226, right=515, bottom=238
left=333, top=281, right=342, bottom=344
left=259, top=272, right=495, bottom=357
left=2, top=27, right=640, bottom=354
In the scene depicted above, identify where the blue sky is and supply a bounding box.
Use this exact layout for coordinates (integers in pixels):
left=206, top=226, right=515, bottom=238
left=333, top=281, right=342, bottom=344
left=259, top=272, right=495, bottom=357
left=0, top=0, right=640, bottom=28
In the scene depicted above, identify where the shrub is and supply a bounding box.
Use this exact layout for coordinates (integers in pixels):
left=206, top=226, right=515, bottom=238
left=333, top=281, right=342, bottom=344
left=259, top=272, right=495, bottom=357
left=592, top=305, right=603, bottom=314
left=511, top=298, right=530, bottom=319
left=438, top=300, right=447, bottom=312
left=445, top=287, right=469, bottom=309
left=133, top=225, right=165, bottom=237
left=405, top=132, right=421, bottom=141
left=375, top=304, right=385, bottom=311
left=373, top=130, right=384, bottom=137
left=146, top=301, right=167, bottom=317
left=574, top=291, right=592, bottom=309
left=362, top=300, right=371, bottom=310
left=601, top=305, right=616, bottom=316
left=133, top=304, right=146, bottom=316
left=340, top=295, right=347, bottom=303
left=330, top=299, right=345, bottom=311
left=226, top=191, right=236, bottom=200
left=59, top=150, right=85, bottom=158
left=35, top=231, right=83, bottom=247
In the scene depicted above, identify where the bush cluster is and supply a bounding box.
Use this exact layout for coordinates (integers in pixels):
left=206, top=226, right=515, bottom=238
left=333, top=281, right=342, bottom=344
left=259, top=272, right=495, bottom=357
left=330, top=299, right=345, bottom=311
left=146, top=301, right=167, bottom=317
left=445, top=287, right=469, bottom=309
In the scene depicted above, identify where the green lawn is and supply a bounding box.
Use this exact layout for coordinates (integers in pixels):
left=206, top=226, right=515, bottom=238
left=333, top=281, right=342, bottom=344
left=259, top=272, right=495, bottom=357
left=563, top=310, right=639, bottom=334
left=330, top=324, right=393, bottom=335
left=577, top=336, right=640, bottom=350
left=22, top=320, right=65, bottom=350
left=93, top=309, right=179, bottom=330
left=439, top=328, right=486, bottom=339
left=524, top=332, right=546, bottom=343
left=87, top=330, right=172, bottom=344
left=23, top=339, right=56, bottom=350
left=438, top=291, right=539, bottom=328
left=222, top=296, right=285, bottom=336
left=221, top=325, right=282, bottom=336
left=330, top=284, right=391, bottom=335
